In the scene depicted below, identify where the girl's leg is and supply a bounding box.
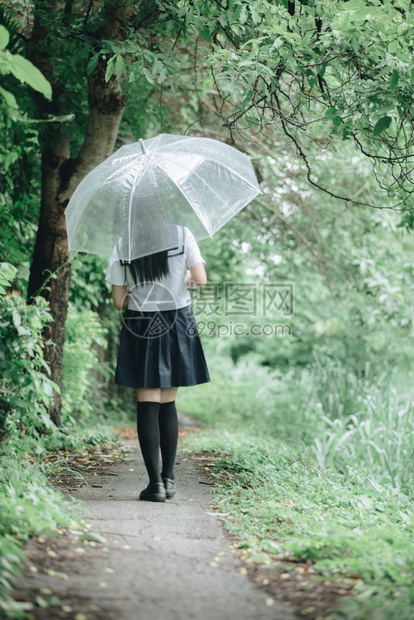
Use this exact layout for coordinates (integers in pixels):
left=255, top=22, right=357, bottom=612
left=160, top=387, right=178, bottom=404
left=136, top=388, right=162, bottom=485
left=136, top=388, right=161, bottom=403
left=159, top=388, right=179, bottom=480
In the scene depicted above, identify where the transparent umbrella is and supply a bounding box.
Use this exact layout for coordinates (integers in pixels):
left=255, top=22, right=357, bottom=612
left=65, top=133, right=261, bottom=261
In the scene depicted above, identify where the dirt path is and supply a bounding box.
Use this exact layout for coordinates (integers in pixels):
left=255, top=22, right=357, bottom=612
left=13, top=417, right=299, bottom=620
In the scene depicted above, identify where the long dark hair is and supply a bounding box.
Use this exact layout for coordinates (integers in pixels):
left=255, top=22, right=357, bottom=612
left=120, top=250, right=170, bottom=287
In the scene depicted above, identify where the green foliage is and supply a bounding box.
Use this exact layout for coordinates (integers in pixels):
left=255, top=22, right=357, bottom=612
left=0, top=536, right=27, bottom=618
left=309, top=356, right=414, bottom=492
left=0, top=437, right=86, bottom=618
left=0, top=441, right=85, bottom=618
left=0, top=25, right=52, bottom=111
left=0, top=261, right=16, bottom=294
left=0, top=405, right=115, bottom=618
left=0, top=263, right=59, bottom=439
left=67, top=256, right=133, bottom=427
left=61, top=303, right=108, bottom=421
left=0, top=450, right=84, bottom=542
left=0, top=101, right=41, bottom=282
left=188, top=0, right=414, bottom=203
left=69, top=254, right=114, bottom=312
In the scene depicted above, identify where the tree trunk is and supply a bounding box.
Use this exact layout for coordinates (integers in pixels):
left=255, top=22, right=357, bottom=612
left=27, top=136, right=73, bottom=426
left=26, top=0, right=136, bottom=426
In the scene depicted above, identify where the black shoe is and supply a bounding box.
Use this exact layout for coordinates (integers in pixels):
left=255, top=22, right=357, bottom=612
left=139, top=481, right=166, bottom=502
left=162, top=477, right=176, bottom=499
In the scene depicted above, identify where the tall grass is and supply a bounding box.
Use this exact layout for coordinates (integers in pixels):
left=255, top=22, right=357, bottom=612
left=177, top=352, right=414, bottom=494
left=310, top=355, right=414, bottom=493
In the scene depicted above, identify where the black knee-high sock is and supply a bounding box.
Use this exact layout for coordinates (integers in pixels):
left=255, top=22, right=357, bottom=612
left=136, top=401, right=162, bottom=485
left=159, top=401, right=179, bottom=480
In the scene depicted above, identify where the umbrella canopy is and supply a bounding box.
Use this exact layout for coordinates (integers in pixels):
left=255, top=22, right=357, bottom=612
left=65, top=133, right=261, bottom=261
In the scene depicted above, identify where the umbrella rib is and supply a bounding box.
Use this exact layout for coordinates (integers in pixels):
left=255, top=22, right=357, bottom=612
left=200, top=154, right=261, bottom=193
left=158, top=155, right=261, bottom=236
left=153, top=160, right=223, bottom=236
left=127, top=157, right=146, bottom=262
left=145, top=152, right=181, bottom=235
left=147, top=134, right=163, bottom=152
left=101, top=163, right=135, bottom=187
left=155, top=155, right=228, bottom=204
left=157, top=149, right=261, bottom=194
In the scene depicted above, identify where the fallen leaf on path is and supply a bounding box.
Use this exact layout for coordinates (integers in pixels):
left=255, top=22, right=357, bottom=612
left=36, top=595, right=59, bottom=608
left=301, top=606, right=316, bottom=614
left=46, top=549, right=57, bottom=558
left=79, top=531, right=107, bottom=544
left=250, top=552, right=271, bottom=564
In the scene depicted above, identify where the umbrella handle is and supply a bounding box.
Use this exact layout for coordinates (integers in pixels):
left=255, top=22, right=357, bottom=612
left=139, top=139, right=147, bottom=154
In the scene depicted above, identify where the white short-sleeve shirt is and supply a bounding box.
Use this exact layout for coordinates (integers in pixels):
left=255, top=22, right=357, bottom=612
left=105, top=226, right=205, bottom=311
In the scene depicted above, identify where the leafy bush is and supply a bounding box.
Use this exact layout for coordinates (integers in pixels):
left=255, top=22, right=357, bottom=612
left=61, top=303, right=108, bottom=422
left=0, top=265, right=113, bottom=616
left=0, top=262, right=59, bottom=439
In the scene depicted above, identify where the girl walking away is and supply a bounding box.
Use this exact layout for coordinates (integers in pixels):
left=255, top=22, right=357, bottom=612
left=105, top=225, right=210, bottom=502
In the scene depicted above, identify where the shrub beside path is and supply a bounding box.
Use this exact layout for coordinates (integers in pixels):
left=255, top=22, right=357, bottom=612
left=12, top=414, right=298, bottom=620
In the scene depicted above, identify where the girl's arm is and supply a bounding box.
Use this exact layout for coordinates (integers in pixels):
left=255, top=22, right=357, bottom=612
left=112, top=285, right=130, bottom=310
left=186, top=263, right=207, bottom=288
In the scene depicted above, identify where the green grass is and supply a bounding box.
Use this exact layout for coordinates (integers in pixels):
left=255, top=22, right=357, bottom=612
left=177, top=350, right=414, bottom=619
left=0, top=422, right=118, bottom=618
left=179, top=427, right=414, bottom=619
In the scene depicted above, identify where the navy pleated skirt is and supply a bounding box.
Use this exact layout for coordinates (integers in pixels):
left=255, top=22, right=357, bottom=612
left=114, top=304, right=211, bottom=389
